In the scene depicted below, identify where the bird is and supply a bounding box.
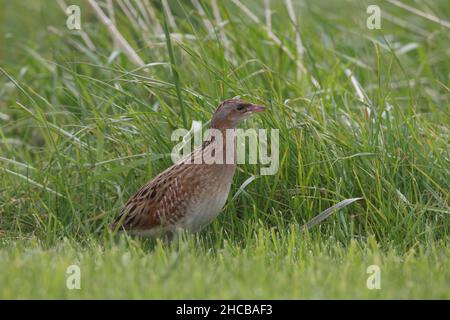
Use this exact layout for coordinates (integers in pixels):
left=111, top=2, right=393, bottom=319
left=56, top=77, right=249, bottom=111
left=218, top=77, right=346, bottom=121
left=109, top=98, right=265, bottom=237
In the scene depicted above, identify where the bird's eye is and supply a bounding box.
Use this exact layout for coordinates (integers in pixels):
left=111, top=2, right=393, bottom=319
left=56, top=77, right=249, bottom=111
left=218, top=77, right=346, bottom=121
left=236, top=104, right=245, bottom=111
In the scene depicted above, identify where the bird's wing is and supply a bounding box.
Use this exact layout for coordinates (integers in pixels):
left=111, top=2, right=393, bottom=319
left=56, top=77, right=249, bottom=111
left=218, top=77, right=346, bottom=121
left=110, top=163, right=191, bottom=232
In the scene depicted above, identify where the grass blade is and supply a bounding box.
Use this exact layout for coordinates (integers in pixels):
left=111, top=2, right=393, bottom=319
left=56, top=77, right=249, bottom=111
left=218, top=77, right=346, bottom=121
left=302, top=197, right=363, bottom=231
left=162, top=4, right=187, bottom=128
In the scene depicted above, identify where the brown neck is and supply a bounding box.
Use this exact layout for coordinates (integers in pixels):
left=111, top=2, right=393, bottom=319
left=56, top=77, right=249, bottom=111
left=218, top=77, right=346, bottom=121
left=204, top=125, right=237, bottom=165
left=210, top=120, right=233, bottom=131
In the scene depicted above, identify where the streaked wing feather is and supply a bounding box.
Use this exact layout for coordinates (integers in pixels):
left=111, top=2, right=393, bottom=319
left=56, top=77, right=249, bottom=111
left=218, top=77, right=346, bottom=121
left=111, top=163, right=189, bottom=231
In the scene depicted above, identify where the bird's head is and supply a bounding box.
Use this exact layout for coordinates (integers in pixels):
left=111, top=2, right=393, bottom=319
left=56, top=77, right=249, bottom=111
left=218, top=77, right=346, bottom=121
left=210, top=99, right=265, bottom=129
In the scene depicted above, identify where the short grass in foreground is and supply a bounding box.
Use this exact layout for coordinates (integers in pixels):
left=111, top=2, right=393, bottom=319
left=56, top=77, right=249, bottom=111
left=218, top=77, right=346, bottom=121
left=0, top=0, right=449, bottom=298
left=1, top=235, right=449, bottom=299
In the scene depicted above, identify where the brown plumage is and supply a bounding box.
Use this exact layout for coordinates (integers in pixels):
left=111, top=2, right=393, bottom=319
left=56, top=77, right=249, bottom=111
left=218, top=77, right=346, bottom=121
left=109, top=99, right=265, bottom=236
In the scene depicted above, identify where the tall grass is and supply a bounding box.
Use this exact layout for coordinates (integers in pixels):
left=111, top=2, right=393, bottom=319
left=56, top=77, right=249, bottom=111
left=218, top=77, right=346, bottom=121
left=0, top=0, right=449, bottom=298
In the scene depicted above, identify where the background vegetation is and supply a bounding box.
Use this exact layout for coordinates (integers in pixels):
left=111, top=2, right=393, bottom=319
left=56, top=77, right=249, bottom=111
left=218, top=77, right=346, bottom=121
left=0, top=0, right=449, bottom=298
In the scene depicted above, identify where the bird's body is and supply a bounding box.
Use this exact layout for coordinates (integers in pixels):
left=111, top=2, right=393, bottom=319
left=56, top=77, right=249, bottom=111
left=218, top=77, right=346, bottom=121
left=110, top=99, right=265, bottom=236
left=118, top=141, right=236, bottom=236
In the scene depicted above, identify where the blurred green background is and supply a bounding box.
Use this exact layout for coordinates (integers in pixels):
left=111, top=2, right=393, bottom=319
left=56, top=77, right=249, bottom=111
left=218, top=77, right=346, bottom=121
left=0, top=0, right=449, bottom=299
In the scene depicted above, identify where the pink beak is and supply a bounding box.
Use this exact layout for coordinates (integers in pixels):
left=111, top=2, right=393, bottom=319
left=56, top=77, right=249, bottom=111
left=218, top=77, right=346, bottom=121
left=247, top=104, right=266, bottom=113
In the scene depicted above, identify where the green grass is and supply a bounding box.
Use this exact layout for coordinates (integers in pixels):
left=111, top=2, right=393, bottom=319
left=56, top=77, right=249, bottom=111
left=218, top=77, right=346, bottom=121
left=1, top=236, right=449, bottom=299
left=0, top=0, right=449, bottom=299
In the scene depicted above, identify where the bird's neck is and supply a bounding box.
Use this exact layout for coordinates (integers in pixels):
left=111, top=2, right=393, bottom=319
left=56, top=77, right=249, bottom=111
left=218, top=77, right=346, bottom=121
left=202, top=126, right=237, bottom=165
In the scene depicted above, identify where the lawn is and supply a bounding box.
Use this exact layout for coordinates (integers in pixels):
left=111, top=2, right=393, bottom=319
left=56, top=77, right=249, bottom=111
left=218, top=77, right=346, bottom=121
left=0, top=0, right=449, bottom=299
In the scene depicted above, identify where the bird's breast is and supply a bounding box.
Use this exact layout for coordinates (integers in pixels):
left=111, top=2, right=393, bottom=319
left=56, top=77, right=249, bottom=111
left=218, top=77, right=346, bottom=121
left=177, top=164, right=235, bottom=232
